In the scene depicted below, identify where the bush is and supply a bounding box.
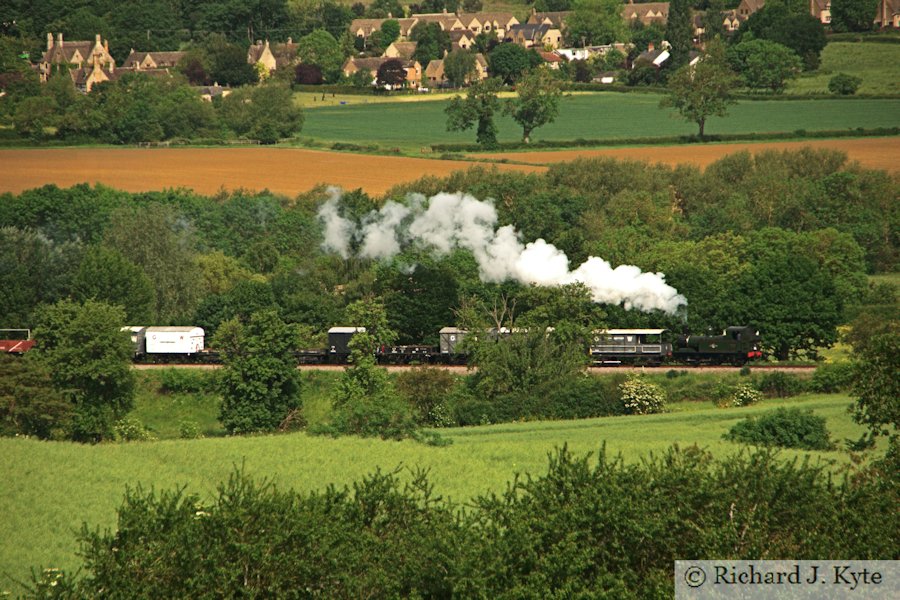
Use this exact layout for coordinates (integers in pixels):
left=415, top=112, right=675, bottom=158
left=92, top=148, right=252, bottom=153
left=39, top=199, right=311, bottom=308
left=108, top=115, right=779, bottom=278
left=0, top=355, right=73, bottom=440
left=543, top=375, right=626, bottom=419
left=809, top=362, right=855, bottom=393
left=178, top=420, right=202, bottom=439
left=828, top=73, right=862, bottom=95
left=42, top=446, right=897, bottom=597
left=446, top=384, right=498, bottom=426
left=327, top=391, right=421, bottom=441
left=724, top=408, right=835, bottom=450
left=756, top=371, right=806, bottom=398
left=620, top=375, right=666, bottom=415
left=394, top=366, right=458, bottom=427
left=113, top=417, right=156, bottom=442
left=158, top=368, right=216, bottom=395
left=729, top=383, right=762, bottom=407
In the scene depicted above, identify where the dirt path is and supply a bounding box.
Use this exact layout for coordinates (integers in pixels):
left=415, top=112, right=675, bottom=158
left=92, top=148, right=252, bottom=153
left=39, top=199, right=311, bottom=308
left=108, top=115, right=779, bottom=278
left=479, top=137, right=900, bottom=172
left=0, top=147, right=544, bottom=197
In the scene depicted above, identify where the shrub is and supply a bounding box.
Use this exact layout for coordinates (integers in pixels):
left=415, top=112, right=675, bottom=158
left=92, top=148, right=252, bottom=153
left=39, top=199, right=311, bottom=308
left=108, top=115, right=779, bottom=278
left=394, top=366, right=458, bottom=427
left=42, top=447, right=897, bottom=597
left=809, top=362, right=855, bottom=393
left=543, top=375, right=625, bottom=419
left=828, top=73, right=862, bottom=95
left=724, top=408, right=835, bottom=450
left=620, top=375, right=666, bottom=415
left=178, top=420, right=202, bottom=439
left=113, top=417, right=156, bottom=442
left=729, top=383, right=762, bottom=407
left=158, top=368, right=215, bottom=395
left=446, top=384, right=497, bottom=426
left=756, top=371, right=806, bottom=398
left=0, top=355, right=73, bottom=440
left=328, top=392, right=421, bottom=441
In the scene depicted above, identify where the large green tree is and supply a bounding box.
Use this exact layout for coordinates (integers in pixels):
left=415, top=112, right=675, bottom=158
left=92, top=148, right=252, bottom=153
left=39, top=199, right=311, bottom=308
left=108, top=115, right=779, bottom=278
left=103, top=203, right=203, bottom=323
left=735, top=3, right=827, bottom=70
left=411, top=22, right=451, bottom=68
left=216, top=309, right=302, bottom=434
left=445, top=77, right=503, bottom=148
left=0, top=354, right=73, bottom=440
left=564, top=0, right=629, bottom=47
left=727, top=39, right=801, bottom=94
left=487, top=42, right=539, bottom=84
left=851, top=325, right=899, bottom=425
left=830, top=0, right=879, bottom=32
left=297, top=29, right=344, bottom=83
left=32, top=299, right=135, bottom=442
left=72, top=245, right=155, bottom=323
left=219, top=81, right=303, bottom=143
left=442, top=49, right=477, bottom=88
left=666, top=0, right=694, bottom=69
left=660, top=39, right=739, bottom=137
left=504, top=67, right=561, bottom=143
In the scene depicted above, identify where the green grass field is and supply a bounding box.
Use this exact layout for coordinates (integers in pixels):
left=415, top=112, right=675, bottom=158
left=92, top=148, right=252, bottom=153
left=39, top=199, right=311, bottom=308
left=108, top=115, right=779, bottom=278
left=298, top=92, right=900, bottom=150
left=0, top=392, right=871, bottom=593
left=789, top=42, right=900, bottom=95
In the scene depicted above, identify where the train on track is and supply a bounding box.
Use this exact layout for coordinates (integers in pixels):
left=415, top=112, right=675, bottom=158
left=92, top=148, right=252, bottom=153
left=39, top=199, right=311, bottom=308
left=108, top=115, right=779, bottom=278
left=119, top=324, right=763, bottom=367
left=3, top=325, right=764, bottom=367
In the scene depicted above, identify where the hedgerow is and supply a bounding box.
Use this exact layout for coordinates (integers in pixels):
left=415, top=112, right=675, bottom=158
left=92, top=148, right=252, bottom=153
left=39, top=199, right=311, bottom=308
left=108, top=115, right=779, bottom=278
left=27, top=445, right=896, bottom=598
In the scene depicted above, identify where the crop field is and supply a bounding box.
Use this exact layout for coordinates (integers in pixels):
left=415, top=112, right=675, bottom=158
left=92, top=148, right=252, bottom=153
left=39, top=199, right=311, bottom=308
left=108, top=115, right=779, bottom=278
left=0, top=147, right=542, bottom=197
left=1, top=134, right=897, bottom=200
left=300, top=93, right=900, bottom=149
left=478, top=136, right=900, bottom=172
left=0, top=394, right=871, bottom=593
left=789, top=42, right=900, bottom=95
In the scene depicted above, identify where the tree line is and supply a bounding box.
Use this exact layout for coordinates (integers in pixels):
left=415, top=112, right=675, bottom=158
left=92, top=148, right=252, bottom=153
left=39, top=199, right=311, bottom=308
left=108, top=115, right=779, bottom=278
left=1, top=148, right=894, bottom=350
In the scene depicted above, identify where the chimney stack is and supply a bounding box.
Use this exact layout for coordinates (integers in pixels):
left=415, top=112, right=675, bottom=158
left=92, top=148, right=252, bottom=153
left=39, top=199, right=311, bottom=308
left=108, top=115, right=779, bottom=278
left=57, top=33, right=63, bottom=48
left=47, top=32, right=53, bottom=51
left=648, top=41, right=655, bottom=52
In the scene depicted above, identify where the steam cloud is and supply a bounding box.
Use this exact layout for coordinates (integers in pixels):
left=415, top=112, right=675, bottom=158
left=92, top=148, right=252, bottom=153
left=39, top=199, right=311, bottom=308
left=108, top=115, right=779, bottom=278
left=318, top=188, right=687, bottom=314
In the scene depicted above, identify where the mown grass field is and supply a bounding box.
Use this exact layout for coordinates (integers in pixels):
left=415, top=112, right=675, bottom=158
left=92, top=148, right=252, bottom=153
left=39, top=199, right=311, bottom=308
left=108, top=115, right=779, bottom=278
left=299, top=93, right=900, bottom=150
left=0, top=392, right=871, bottom=593
left=789, top=42, right=900, bottom=95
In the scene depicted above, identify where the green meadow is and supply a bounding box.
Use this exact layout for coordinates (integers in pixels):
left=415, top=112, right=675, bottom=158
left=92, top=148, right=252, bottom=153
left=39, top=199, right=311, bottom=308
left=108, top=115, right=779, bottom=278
left=0, top=392, right=869, bottom=593
left=789, top=42, right=900, bottom=95
left=298, top=92, right=900, bottom=150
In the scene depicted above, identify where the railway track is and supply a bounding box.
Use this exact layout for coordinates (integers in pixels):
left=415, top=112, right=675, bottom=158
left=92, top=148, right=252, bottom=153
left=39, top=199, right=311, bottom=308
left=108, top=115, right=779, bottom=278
left=134, top=363, right=817, bottom=374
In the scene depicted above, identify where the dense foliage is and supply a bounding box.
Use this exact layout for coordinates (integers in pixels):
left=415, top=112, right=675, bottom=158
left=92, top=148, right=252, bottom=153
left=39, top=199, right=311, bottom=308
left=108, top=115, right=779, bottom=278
left=31, top=299, right=135, bottom=442
left=0, top=149, right=895, bottom=366
left=215, top=309, right=302, bottom=434
left=28, top=445, right=897, bottom=597
left=725, top=407, right=836, bottom=450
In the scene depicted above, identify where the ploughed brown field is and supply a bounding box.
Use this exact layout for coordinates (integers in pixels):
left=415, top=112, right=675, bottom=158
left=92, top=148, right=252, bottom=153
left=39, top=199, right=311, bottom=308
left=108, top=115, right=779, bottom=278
left=1, top=138, right=895, bottom=198
left=0, top=147, right=544, bottom=197
left=481, top=137, right=900, bottom=172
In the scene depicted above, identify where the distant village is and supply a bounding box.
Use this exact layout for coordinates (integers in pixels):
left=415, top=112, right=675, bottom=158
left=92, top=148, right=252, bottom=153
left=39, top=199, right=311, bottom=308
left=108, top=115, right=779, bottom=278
left=34, top=1, right=900, bottom=94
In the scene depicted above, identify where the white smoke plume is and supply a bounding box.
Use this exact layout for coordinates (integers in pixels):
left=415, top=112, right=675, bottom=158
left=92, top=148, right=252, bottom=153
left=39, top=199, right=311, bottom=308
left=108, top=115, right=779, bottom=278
left=317, top=190, right=687, bottom=314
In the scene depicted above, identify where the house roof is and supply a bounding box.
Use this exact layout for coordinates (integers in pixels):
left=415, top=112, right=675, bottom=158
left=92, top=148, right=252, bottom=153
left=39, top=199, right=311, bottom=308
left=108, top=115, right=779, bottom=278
left=43, top=40, right=94, bottom=65
left=344, top=56, right=419, bottom=73
left=350, top=18, right=386, bottom=37
left=425, top=59, right=444, bottom=77
left=458, top=12, right=518, bottom=27
left=508, top=23, right=554, bottom=41
left=122, top=50, right=185, bottom=69
left=527, top=11, right=571, bottom=28
left=386, top=41, right=417, bottom=59
left=739, top=0, right=766, bottom=12
left=537, top=50, right=563, bottom=63
left=622, top=2, right=670, bottom=24
left=411, top=13, right=464, bottom=30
